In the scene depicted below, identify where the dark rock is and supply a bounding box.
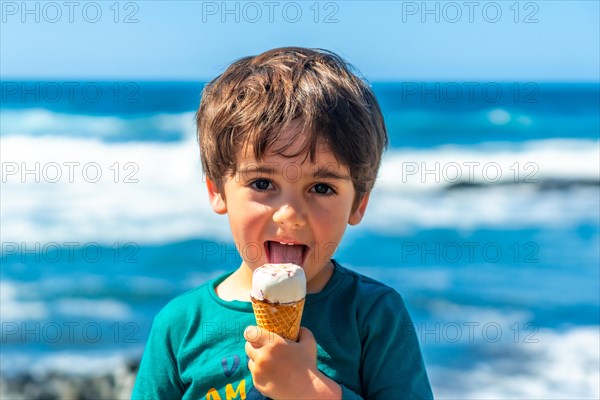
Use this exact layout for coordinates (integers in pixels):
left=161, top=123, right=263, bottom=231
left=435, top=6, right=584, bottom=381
left=1, top=359, right=140, bottom=400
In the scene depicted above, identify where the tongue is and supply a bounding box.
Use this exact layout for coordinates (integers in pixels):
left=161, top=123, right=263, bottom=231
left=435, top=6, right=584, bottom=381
left=269, top=242, right=304, bottom=265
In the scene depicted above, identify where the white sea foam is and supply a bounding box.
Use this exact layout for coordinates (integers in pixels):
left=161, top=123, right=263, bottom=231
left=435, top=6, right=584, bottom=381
left=364, top=185, right=599, bottom=233
left=1, top=108, right=195, bottom=140
left=1, top=133, right=231, bottom=245
left=54, top=298, right=133, bottom=319
left=0, top=281, right=48, bottom=321
left=2, top=133, right=598, bottom=245
left=430, top=326, right=600, bottom=398
left=0, top=279, right=133, bottom=322
left=378, top=138, right=600, bottom=192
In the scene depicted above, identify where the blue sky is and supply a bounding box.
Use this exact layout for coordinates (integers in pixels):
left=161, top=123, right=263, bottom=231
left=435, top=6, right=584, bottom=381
left=1, top=1, right=598, bottom=81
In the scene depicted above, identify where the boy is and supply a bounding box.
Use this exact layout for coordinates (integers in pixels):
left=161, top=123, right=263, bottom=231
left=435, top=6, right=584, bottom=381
left=132, top=47, right=433, bottom=399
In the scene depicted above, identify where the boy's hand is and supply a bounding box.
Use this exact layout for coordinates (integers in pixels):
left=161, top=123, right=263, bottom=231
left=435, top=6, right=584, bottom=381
left=244, top=326, right=342, bottom=399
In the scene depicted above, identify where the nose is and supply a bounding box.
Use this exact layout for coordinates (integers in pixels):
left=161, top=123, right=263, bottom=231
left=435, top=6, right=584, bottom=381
left=272, top=201, right=307, bottom=227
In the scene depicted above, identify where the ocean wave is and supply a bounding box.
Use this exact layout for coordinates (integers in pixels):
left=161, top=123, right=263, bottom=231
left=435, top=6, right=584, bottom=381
left=54, top=298, right=133, bottom=320
left=2, top=135, right=598, bottom=245
left=0, top=108, right=196, bottom=142
left=379, top=138, right=599, bottom=192
left=1, top=134, right=231, bottom=244
left=429, top=326, right=600, bottom=398
left=0, top=281, right=48, bottom=321
left=364, top=185, right=599, bottom=233
left=0, top=280, right=134, bottom=322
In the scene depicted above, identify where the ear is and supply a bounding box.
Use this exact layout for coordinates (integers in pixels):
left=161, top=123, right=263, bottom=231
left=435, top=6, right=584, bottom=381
left=348, top=192, right=370, bottom=226
left=206, top=177, right=227, bottom=215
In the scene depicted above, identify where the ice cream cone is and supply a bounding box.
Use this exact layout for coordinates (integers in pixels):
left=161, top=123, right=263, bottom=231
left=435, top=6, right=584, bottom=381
left=250, top=263, right=306, bottom=341
left=251, top=297, right=305, bottom=341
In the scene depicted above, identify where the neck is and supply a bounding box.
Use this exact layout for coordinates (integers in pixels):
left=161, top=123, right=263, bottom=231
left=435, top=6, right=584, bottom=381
left=306, top=260, right=334, bottom=294
left=215, top=267, right=253, bottom=302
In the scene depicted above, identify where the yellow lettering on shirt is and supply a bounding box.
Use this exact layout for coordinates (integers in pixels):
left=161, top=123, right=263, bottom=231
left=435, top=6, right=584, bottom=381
left=205, top=388, right=222, bottom=400
left=225, top=379, right=246, bottom=399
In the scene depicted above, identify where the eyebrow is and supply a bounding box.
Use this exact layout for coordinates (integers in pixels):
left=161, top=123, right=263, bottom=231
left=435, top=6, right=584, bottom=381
left=238, top=164, right=351, bottom=181
left=312, top=167, right=351, bottom=181
left=239, top=166, right=275, bottom=176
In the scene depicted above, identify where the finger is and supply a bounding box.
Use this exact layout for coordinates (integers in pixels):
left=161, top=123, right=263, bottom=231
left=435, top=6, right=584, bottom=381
left=246, top=357, right=255, bottom=373
left=297, top=326, right=315, bottom=343
left=243, top=325, right=260, bottom=343
left=245, top=340, right=257, bottom=360
left=244, top=325, right=270, bottom=347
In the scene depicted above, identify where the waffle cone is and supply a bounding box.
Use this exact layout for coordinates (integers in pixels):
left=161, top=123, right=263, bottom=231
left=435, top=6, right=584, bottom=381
left=251, top=297, right=305, bottom=341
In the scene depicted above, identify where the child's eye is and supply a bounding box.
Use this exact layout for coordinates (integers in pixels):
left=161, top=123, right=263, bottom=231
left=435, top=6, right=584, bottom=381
left=250, top=179, right=273, bottom=191
left=312, top=183, right=336, bottom=195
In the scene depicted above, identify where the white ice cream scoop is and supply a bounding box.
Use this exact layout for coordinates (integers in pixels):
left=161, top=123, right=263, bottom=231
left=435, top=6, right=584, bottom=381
left=250, top=263, right=306, bottom=304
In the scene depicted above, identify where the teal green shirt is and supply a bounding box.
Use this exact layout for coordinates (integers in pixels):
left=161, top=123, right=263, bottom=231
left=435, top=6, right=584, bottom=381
left=132, top=260, right=433, bottom=399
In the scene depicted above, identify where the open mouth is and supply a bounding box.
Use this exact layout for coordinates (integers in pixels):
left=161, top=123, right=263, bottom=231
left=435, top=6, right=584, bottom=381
left=264, top=241, right=308, bottom=266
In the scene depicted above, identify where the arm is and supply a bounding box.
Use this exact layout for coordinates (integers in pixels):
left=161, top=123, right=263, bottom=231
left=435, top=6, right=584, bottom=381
left=131, top=313, right=185, bottom=399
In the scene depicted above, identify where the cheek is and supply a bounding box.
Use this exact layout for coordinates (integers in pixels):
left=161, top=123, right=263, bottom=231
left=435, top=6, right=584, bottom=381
left=312, top=197, right=353, bottom=222
left=310, top=205, right=349, bottom=236
left=228, top=202, right=267, bottom=238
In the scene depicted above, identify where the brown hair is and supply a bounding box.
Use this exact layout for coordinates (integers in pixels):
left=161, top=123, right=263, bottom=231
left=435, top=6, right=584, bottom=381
left=196, top=47, right=388, bottom=207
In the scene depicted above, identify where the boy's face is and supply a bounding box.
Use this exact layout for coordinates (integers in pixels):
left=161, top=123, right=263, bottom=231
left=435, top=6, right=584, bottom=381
left=206, top=122, right=369, bottom=291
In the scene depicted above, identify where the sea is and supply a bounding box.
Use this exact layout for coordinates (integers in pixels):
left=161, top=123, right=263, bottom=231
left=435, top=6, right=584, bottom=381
left=1, top=81, right=599, bottom=398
